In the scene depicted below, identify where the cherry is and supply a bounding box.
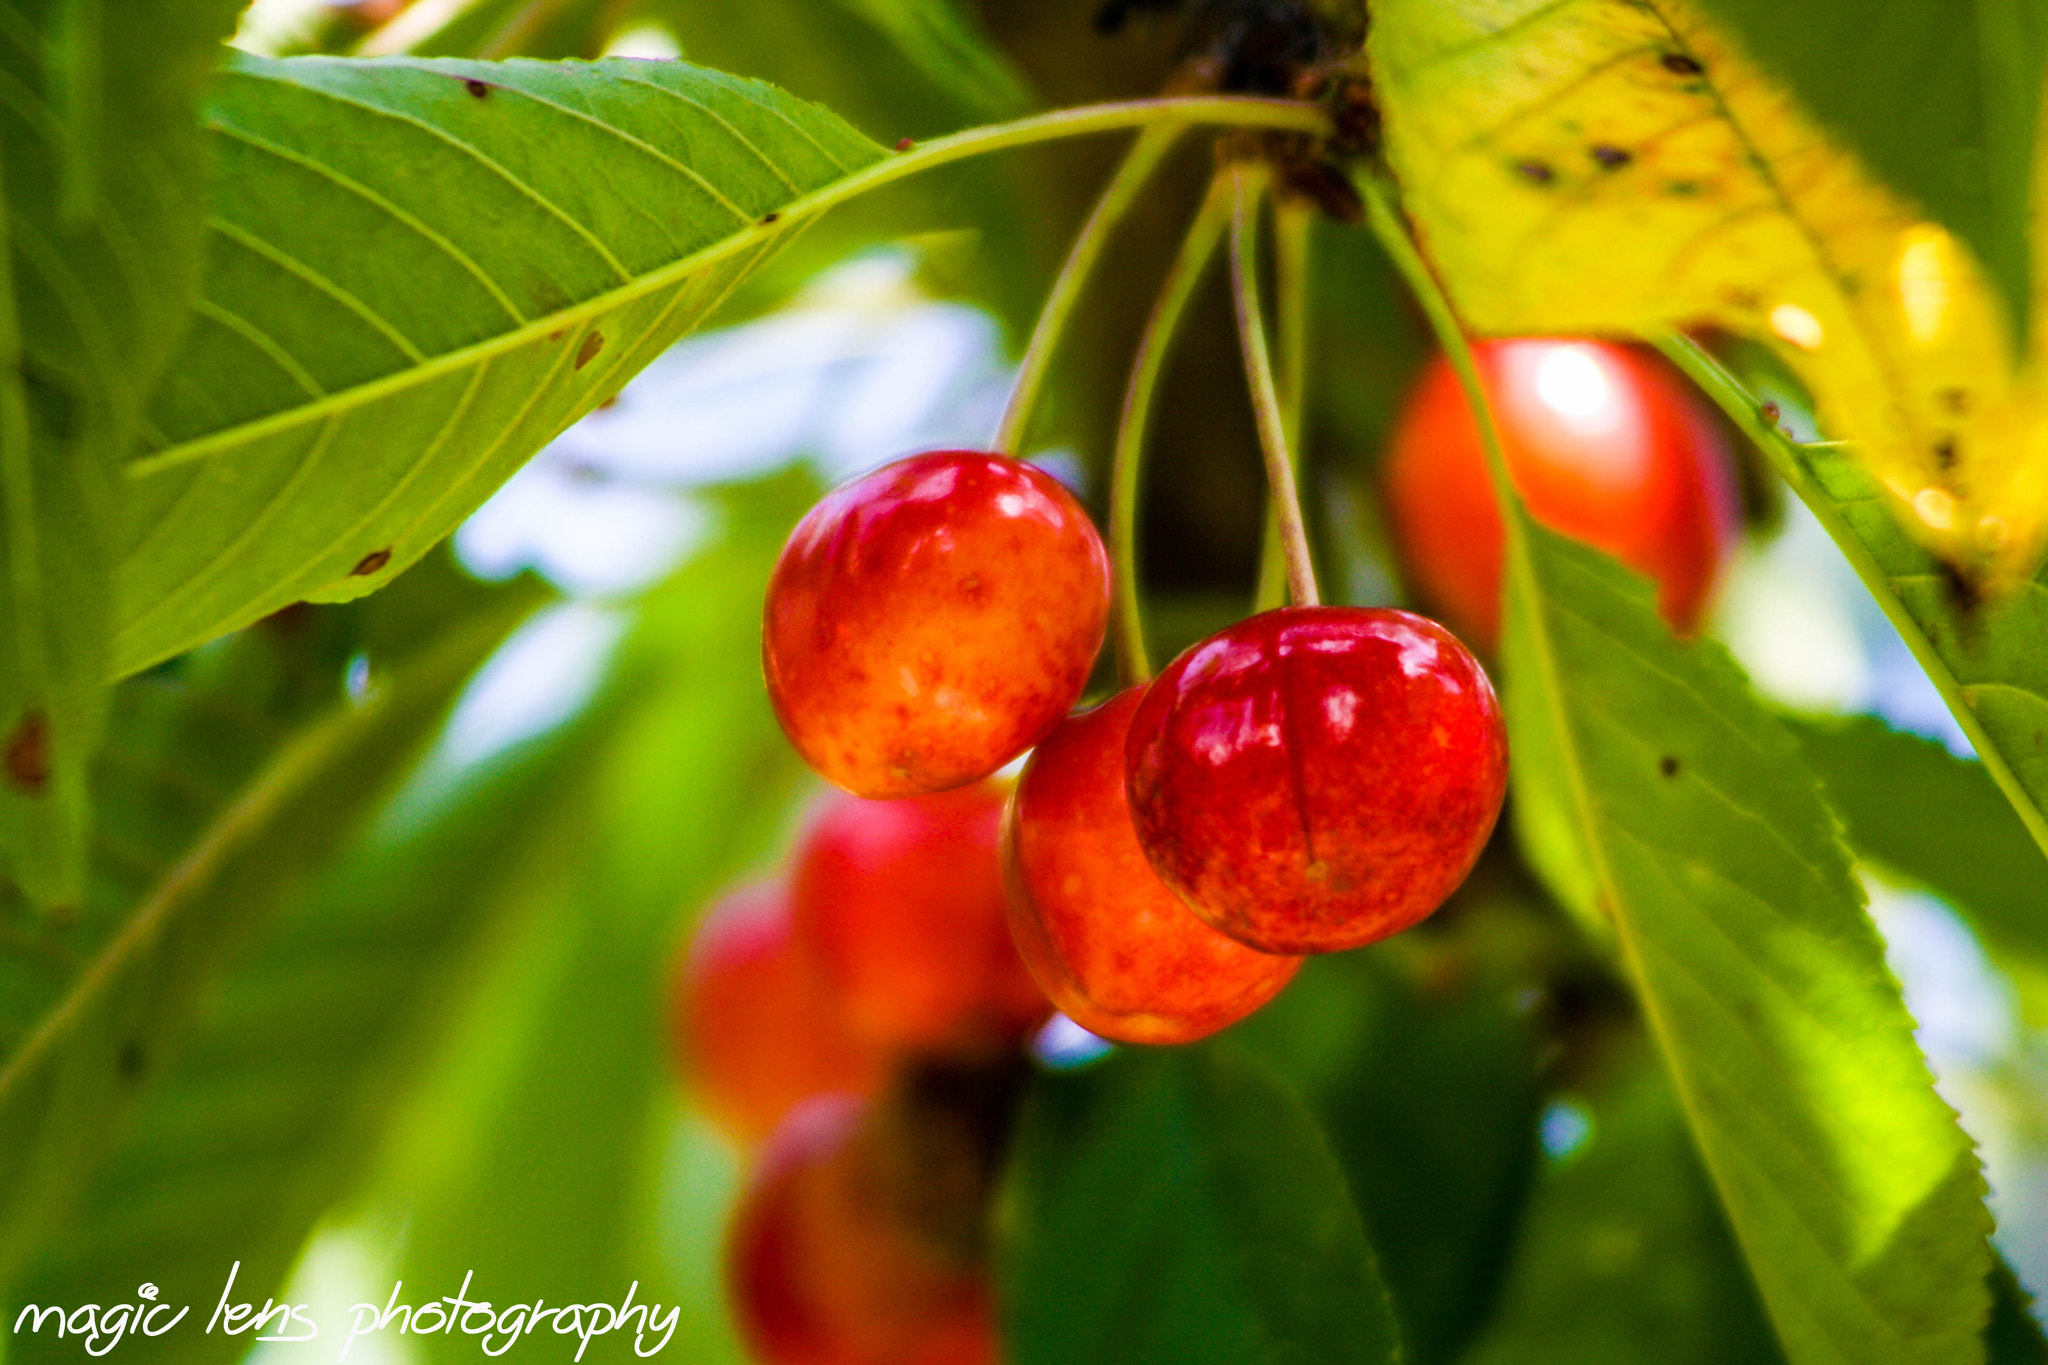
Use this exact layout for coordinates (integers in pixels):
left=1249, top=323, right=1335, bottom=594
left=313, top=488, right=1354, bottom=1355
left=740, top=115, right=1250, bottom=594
left=670, top=881, right=884, bottom=1146
left=791, top=784, right=1051, bottom=1056
left=1005, top=688, right=1302, bottom=1043
left=1384, top=339, right=1740, bottom=648
left=728, top=1094, right=995, bottom=1365
left=1125, top=606, right=1507, bottom=955
left=763, top=450, right=1112, bottom=799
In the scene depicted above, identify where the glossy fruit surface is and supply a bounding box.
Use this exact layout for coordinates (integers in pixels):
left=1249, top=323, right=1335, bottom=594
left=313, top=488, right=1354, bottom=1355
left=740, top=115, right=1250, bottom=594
left=1126, top=606, right=1508, bottom=955
left=792, top=784, right=1051, bottom=1055
left=728, top=1095, right=996, bottom=1365
left=764, top=450, right=1111, bottom=798
left=670, top=881, right=884, bottom=1146
left=1005, top=688, right=1302, bottom=1044
left=1385, top=339, right=1739, bottom=646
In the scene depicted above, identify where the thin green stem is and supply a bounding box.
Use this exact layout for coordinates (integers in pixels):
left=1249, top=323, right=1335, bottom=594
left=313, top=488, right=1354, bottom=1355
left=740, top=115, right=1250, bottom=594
left=1359, top=174, right=1517, bottom=510
left=1109, top=172, right=1235, bottom=684
left=1653, top=331, right=2048, bottom=861
left=1256, top=196, right=1314, bottom=610
left=1361, top=173, right=1618, bottom=946
left=1230, top=165, right=1318, bottom=608
left=994, top=123, right=1185, bottom=455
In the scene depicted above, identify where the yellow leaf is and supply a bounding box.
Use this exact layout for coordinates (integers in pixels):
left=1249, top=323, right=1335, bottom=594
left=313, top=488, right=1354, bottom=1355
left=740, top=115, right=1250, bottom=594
left=1369, top=0, right=2048, bottom=585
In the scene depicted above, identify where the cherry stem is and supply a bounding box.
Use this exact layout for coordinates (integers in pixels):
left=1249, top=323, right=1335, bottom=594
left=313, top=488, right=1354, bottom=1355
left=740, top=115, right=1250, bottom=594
left=1255, top=196, right=1314, bottom=612
left=1109, top=171, right=1235, bottom=685
left=994, top=125, right=1184, bottom=456
left=1230, top=165, right=1319, bottom=609
left=1358, top=173, right=1522, bottom=520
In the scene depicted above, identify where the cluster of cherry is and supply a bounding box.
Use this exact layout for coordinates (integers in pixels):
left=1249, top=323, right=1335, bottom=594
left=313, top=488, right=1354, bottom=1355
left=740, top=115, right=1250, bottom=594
left=670, top=335, right=1737, bottom=1365
left=671, top=782, right=1039, bottom=1365
left=762, top=444, right=1513, bottom=1042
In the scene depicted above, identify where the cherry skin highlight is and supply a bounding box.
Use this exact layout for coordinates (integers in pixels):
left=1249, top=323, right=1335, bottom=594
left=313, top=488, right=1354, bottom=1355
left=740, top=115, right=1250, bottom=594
left=1005, top=688, right=1302, bottom=1044
left=669, top=881, right=884, bottom=1147
left=764, top=450, right=1111, bottom=798
left=1125, top=606, right=1508, bottom=956
left=1385, top=338, right=1740, bottom=648
left=791, top=784, right=1051, bottom=1057
left=728, top=1095, right=996, bottom=1365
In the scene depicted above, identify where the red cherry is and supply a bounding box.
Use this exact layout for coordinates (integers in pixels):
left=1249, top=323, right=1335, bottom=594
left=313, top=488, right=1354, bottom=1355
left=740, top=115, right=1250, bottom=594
left=670, top=882, right=885, bottom=1146
left=1005, top=688, right=1302, bottom=1044
left=1125, top=606, right=1507, bottom=955
left=1384, top=339, right=1740, bottom=647
left=763, top=450, right=1111, bottom=798
left=728, top=1095, right=996, bottom=1365
left=791, top=784, right=1052, bottom=1056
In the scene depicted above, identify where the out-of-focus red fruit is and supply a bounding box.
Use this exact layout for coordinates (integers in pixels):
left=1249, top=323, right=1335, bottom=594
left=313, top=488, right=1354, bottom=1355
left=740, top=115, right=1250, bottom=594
left=1004, top=688, right=1302, bottom=1044
left=1126, top=606, right=1508, bottom=955
left=763, top=450, right=1112, bottom=799
left=792, top=785, right=1051, bottom=1055
left=1384, top=339, right=1740, bottom=647
left=670, top=882, right=885, bottom=1146
left=728, top=1095, right=997, bottom=1365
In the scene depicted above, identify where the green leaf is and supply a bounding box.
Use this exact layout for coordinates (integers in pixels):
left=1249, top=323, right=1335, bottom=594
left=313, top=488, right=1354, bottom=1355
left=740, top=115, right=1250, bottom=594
left=1, top=567, right=553, bottom=1358
left=1785, top=714, right=2048, bottom=972
left=1660, top=336, right=2048, bottom=872
left=0, top=0, right=243, bottom=902
left=1233, top=882, right=1547, bottom=1364
left=1684, top=0, right=2048, bottom=342
left=0, top=561, right=541, bottom=1290
left=1462, top=1035, right=1787, bottom=1365
left=118, top=53, right=885, bottom=676
left=1988, top=1254, right=2048, bottom=1365
left=997, top=1045, right=1402, bottom=1365
left=376, top=472, right=815, bottom=1359
left=1496, top=515, right=1992, bottom=1365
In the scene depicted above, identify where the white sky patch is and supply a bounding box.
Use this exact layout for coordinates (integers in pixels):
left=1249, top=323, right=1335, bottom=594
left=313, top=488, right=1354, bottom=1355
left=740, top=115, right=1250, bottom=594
left=431, top=601, right=630, bottom=771
left=1035, top=1014, right=1116, bottom=1069
left=603, top=23, right=682, bottom=60
left=1867, top=879, right=2017, bottom=1070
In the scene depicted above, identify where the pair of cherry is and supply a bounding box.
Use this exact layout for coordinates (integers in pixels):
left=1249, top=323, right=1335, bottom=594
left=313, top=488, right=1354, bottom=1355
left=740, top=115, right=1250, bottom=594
left=761, top=443, right=1510, bottom=1047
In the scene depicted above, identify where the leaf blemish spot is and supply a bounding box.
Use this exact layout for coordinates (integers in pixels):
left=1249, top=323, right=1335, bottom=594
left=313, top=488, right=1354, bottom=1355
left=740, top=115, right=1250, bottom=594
left=576, top=332, right=606, bottom=369
left=5, top=711, right=50, bottom=793
left=1660, top=52, right=1704, bottom=76
left=352, top=548, right=393, bottom=577
left=1590, top=144, right=1632, bottom=170
left=1514, top=159, right=1556, bottom=186
left=1659, top=755, right=1680, bottom=778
